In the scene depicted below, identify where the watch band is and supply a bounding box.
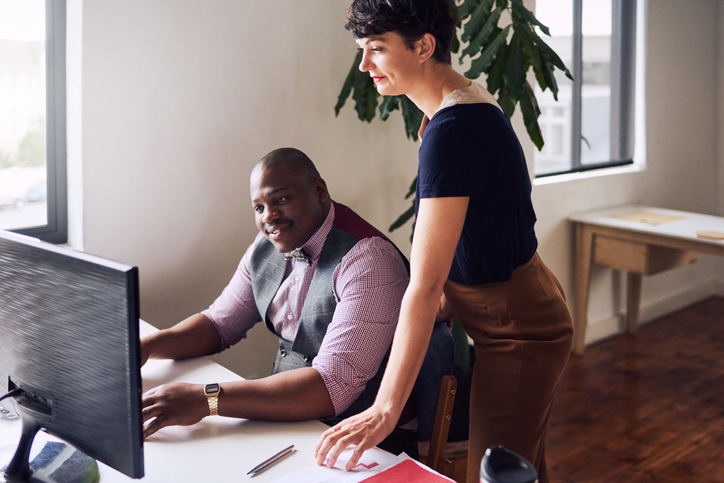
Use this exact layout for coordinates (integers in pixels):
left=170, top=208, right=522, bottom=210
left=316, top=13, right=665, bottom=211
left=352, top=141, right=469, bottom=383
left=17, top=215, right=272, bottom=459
left=204, top=383, right=220, bottom=416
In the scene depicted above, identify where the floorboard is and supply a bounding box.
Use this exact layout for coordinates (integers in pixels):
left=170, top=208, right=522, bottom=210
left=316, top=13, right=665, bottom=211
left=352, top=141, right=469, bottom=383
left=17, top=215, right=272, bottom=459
left=547, top=296, right=724, bottom=482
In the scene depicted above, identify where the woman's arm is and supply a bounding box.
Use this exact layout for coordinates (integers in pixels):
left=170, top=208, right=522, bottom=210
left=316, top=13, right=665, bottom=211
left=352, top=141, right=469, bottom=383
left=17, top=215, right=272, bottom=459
left=314, top=196, right=469, bottom=469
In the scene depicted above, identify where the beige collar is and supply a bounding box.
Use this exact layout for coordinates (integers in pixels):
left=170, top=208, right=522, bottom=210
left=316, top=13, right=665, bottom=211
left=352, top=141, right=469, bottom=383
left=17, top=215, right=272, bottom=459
left=419, top=82, right=502, bottom=139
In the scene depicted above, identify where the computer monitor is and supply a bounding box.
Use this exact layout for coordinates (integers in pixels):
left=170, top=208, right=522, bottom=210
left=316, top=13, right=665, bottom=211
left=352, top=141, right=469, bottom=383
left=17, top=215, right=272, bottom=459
left=0, top=230, right=144, bottom=481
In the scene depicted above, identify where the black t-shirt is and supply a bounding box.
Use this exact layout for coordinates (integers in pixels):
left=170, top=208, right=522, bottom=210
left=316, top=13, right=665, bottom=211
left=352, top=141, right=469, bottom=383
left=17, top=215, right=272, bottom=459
left=416, top=102, right=538, bottom=285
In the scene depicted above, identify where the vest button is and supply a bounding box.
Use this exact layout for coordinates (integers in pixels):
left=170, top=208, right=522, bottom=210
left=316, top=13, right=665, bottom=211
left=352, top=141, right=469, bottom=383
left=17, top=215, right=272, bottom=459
left=280, top=349, right=287, bottom=357
left=302, top=355, right=309, bottom=362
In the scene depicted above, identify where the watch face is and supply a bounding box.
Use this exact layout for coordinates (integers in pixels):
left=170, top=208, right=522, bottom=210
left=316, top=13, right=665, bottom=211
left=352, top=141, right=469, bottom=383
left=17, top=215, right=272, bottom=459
left=205, top=383, right=220, bottom=395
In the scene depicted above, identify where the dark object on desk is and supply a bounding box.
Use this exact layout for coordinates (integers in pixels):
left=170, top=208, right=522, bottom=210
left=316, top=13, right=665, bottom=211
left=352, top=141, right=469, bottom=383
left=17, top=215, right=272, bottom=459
left=0, top=230, right=144, bottom=481
left=480, top=446, right=538, bottom=483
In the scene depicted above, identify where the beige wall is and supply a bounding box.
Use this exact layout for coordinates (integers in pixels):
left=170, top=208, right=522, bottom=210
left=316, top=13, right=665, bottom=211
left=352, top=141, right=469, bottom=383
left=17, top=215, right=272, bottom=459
left=71, top=0, right=724, bottom=378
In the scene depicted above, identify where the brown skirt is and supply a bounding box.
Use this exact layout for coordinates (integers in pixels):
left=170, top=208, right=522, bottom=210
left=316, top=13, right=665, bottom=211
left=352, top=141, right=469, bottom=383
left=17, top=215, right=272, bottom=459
left=443, top=253, right=573, bottom=483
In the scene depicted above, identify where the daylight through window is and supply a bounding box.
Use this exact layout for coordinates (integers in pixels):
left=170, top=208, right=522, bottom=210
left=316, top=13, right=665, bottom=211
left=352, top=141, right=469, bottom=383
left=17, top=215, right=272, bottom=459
left=533, top=0, right=640, bottom=178
left=0, top=0, right=66, bottom=243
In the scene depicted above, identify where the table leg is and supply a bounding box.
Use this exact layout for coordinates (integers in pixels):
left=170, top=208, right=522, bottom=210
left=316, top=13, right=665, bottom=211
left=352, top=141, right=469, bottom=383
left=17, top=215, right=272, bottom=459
left=573, top=224, right=594, bottom=355
left=626, top=272, right=642, bottom=334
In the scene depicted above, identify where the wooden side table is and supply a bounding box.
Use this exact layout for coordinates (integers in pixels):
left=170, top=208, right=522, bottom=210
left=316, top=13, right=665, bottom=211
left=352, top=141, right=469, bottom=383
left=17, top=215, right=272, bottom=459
left=569, top=206, right=724, bottom=355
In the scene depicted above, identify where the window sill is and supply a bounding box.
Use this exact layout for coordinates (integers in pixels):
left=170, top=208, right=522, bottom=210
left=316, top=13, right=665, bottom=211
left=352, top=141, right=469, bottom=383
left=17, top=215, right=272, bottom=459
left=533, top=162, right=645, bottom=186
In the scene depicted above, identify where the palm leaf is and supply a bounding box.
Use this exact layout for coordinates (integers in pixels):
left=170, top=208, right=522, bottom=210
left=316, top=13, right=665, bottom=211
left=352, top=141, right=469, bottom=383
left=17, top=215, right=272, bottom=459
left=460, top=0, right=495, bottom=43
left=519, top=80, right=544, bottom=150
left=460, top=5, right=504, bottom=62
left=511, top=0, right=551, bottom=36
left=379, top=96, right=401, bottom=121
left=334, top=50, right=361, bottom=116
left=465, top=24, right=510, bottom=79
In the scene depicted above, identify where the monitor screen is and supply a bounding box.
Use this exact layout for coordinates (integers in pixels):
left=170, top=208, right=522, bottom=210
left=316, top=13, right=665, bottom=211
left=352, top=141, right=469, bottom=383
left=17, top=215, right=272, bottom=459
left=0, top=230, right=144, bottom=480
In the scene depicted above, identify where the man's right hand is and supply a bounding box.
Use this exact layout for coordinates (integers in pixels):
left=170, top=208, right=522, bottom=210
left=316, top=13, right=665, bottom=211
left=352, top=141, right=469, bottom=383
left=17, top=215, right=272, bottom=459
left=141, top=382, right=210, bottom=438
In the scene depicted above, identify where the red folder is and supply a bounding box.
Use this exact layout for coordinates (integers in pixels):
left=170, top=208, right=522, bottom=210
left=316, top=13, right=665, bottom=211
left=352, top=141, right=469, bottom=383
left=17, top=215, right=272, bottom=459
left=360, top=459, right=455, bottom=482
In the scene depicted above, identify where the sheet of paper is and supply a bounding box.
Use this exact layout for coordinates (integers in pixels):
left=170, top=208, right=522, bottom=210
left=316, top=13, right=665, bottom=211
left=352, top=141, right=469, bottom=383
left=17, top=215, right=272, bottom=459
left=608, top=210, right=686, bottom=225
left=269, top=447, right=407, bottom=483
left=359, top=459, right=456, bottom=482
left=608, top=210, right=687, bottom=225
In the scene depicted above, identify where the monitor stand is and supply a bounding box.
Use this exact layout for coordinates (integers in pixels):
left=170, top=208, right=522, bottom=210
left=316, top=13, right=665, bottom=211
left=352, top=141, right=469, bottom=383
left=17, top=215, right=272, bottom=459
left=0, top=416, right=99, bottom=483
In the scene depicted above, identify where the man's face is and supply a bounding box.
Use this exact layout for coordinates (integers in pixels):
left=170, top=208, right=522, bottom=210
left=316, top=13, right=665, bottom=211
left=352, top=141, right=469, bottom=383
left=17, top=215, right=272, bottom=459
left=250, top=166, right=329, bottom=254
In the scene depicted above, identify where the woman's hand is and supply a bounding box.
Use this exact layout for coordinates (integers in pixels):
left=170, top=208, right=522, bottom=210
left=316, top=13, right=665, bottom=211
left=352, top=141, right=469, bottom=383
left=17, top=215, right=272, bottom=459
left=314, top=405, right=397, bottom=470
left=141, top=382, right=208, bottom=438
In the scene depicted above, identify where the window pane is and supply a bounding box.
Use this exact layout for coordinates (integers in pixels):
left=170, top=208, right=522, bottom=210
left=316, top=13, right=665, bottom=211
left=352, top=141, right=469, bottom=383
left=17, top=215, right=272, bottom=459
left=0, top=0, right=47, bottom=231
left=580, top=0, right=611, bottom=165
left=532, top=0, right=574, bottom=176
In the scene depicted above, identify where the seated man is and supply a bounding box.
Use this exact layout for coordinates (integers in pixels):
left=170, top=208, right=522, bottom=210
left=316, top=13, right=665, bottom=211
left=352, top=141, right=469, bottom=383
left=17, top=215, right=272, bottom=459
left=140, top=147, right=411, bottom=450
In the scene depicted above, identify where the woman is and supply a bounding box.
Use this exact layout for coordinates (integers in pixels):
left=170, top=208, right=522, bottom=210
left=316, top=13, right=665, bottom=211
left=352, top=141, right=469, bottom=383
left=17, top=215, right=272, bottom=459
left=314, top=1, right=573, bottom=481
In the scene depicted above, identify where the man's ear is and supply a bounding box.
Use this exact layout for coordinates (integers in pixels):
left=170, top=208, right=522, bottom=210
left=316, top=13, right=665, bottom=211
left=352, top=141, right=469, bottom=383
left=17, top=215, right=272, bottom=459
left=315, top=177, right=330, bottom=202
left=418, top=33, right=436, bottom=63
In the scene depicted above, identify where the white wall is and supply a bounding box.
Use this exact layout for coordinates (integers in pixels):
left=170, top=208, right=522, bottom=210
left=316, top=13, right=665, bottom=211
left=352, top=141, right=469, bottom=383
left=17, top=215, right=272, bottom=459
left=76, top=0, right=420, bottom=377
left=72, top=0, right=724, bottom=378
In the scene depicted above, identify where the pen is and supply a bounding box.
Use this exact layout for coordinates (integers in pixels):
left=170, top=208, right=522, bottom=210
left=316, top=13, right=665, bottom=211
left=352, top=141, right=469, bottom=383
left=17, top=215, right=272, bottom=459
left=247, top=444, right=295, bottom=476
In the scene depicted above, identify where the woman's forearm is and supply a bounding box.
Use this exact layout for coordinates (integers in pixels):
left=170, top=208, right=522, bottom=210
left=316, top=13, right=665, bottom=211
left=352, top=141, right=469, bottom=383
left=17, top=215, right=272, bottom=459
left=373, top=197, right=470, bottom=417
left=373, top=281, right=442, bottom=418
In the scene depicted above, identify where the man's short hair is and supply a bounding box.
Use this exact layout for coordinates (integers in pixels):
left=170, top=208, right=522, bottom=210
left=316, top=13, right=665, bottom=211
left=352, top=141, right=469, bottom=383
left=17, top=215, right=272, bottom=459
left=256, top=147, right=320, bottom=182
left=344, top=0, right=459, bottom=65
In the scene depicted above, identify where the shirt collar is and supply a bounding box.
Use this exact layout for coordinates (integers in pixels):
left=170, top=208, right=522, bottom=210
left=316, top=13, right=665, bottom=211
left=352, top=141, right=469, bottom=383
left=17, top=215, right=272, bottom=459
left=419, top=81, right=503, bottom=140
left=297, top=202, right=335, bottom=262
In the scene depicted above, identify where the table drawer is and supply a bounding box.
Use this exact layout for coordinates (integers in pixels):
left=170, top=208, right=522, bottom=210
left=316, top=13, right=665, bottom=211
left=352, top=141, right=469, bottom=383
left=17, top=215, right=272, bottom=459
left=594, top=236, right=698, bottom=275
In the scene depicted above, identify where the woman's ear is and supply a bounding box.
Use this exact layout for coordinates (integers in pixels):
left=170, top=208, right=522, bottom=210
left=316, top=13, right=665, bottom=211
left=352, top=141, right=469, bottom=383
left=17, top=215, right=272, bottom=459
left=417, top=33, right=436, bottom=63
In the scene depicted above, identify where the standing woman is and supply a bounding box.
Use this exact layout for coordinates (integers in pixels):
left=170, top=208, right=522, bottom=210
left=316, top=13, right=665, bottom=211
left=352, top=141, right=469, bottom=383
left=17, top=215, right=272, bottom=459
left=314, top=1, right=573, bottom=481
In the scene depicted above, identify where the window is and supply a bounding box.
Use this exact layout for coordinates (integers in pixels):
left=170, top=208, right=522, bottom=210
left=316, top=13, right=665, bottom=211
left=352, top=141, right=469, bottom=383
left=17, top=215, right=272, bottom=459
left=0, top=0, right=67, bottom=243
left=533, top=0, right=642, bottom=178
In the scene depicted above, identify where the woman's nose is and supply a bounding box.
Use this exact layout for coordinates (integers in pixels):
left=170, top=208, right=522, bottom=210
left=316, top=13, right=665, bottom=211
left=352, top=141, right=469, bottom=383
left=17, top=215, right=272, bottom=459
left=359, top=51, right=372, bottom=72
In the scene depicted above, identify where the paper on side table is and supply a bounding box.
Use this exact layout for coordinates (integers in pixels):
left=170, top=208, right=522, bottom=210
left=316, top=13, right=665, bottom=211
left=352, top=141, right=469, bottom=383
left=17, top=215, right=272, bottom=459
left=608, top=210, right=686, bottom=225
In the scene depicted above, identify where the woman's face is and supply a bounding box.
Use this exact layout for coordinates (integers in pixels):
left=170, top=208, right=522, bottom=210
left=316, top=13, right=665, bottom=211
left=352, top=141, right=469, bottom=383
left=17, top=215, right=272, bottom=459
left=355, top=31, right=422, bottom=97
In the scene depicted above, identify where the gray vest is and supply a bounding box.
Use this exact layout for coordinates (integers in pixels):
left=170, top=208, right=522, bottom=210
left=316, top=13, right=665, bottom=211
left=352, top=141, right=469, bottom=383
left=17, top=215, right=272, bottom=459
left=249, top=226, right=389, bottom=423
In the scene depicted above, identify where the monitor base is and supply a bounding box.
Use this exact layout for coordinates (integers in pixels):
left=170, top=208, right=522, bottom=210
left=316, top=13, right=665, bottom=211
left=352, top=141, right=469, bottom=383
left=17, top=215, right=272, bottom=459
left=0, top=435, right=99, bottom=483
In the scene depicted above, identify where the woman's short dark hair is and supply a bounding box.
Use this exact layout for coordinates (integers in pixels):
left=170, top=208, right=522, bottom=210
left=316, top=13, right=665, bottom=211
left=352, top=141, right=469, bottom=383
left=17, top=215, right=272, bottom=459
left=345, top=0, right=458, bottom=64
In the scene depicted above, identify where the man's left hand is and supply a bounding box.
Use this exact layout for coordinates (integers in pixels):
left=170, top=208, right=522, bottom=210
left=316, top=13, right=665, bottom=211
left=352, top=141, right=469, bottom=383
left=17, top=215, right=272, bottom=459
left=141, top=383, right=209, bottom=438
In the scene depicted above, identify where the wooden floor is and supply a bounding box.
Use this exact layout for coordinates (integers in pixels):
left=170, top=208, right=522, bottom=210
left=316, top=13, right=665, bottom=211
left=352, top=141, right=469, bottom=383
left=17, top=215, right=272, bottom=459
left=547, top=296, right=724, bottom=482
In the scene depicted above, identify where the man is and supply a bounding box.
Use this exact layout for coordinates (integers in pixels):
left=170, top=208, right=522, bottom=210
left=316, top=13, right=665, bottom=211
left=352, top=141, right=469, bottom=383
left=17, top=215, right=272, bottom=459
left=140, top=148, right=410, bottom=447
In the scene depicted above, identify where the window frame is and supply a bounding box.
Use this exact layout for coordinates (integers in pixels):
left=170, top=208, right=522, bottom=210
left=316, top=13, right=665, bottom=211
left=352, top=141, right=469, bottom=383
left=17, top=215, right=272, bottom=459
left=535, top=0, right=638, bottom=179
left=13, top=0, right=67, bottom=243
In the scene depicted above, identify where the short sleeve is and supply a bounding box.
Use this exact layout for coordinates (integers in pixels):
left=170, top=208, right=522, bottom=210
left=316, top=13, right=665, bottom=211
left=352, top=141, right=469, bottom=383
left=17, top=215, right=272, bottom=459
left=417, top=104, right=508, bottom=199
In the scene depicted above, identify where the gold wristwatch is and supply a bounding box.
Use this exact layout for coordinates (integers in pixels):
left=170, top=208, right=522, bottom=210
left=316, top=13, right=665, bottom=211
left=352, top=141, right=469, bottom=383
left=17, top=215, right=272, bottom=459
left=204, top=383, right=220, bottom=416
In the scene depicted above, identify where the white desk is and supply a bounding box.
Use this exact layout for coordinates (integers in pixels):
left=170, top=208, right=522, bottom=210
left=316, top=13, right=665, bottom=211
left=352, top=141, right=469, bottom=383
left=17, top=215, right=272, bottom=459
left=1, top=322, right=330, bottom=482
left=569, top=205, right=724, bottom=354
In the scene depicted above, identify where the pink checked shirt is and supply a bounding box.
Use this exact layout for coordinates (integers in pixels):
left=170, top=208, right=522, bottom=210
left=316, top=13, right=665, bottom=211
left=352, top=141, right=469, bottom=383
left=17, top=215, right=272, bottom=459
left=201, top=203, right=409, bottom=415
